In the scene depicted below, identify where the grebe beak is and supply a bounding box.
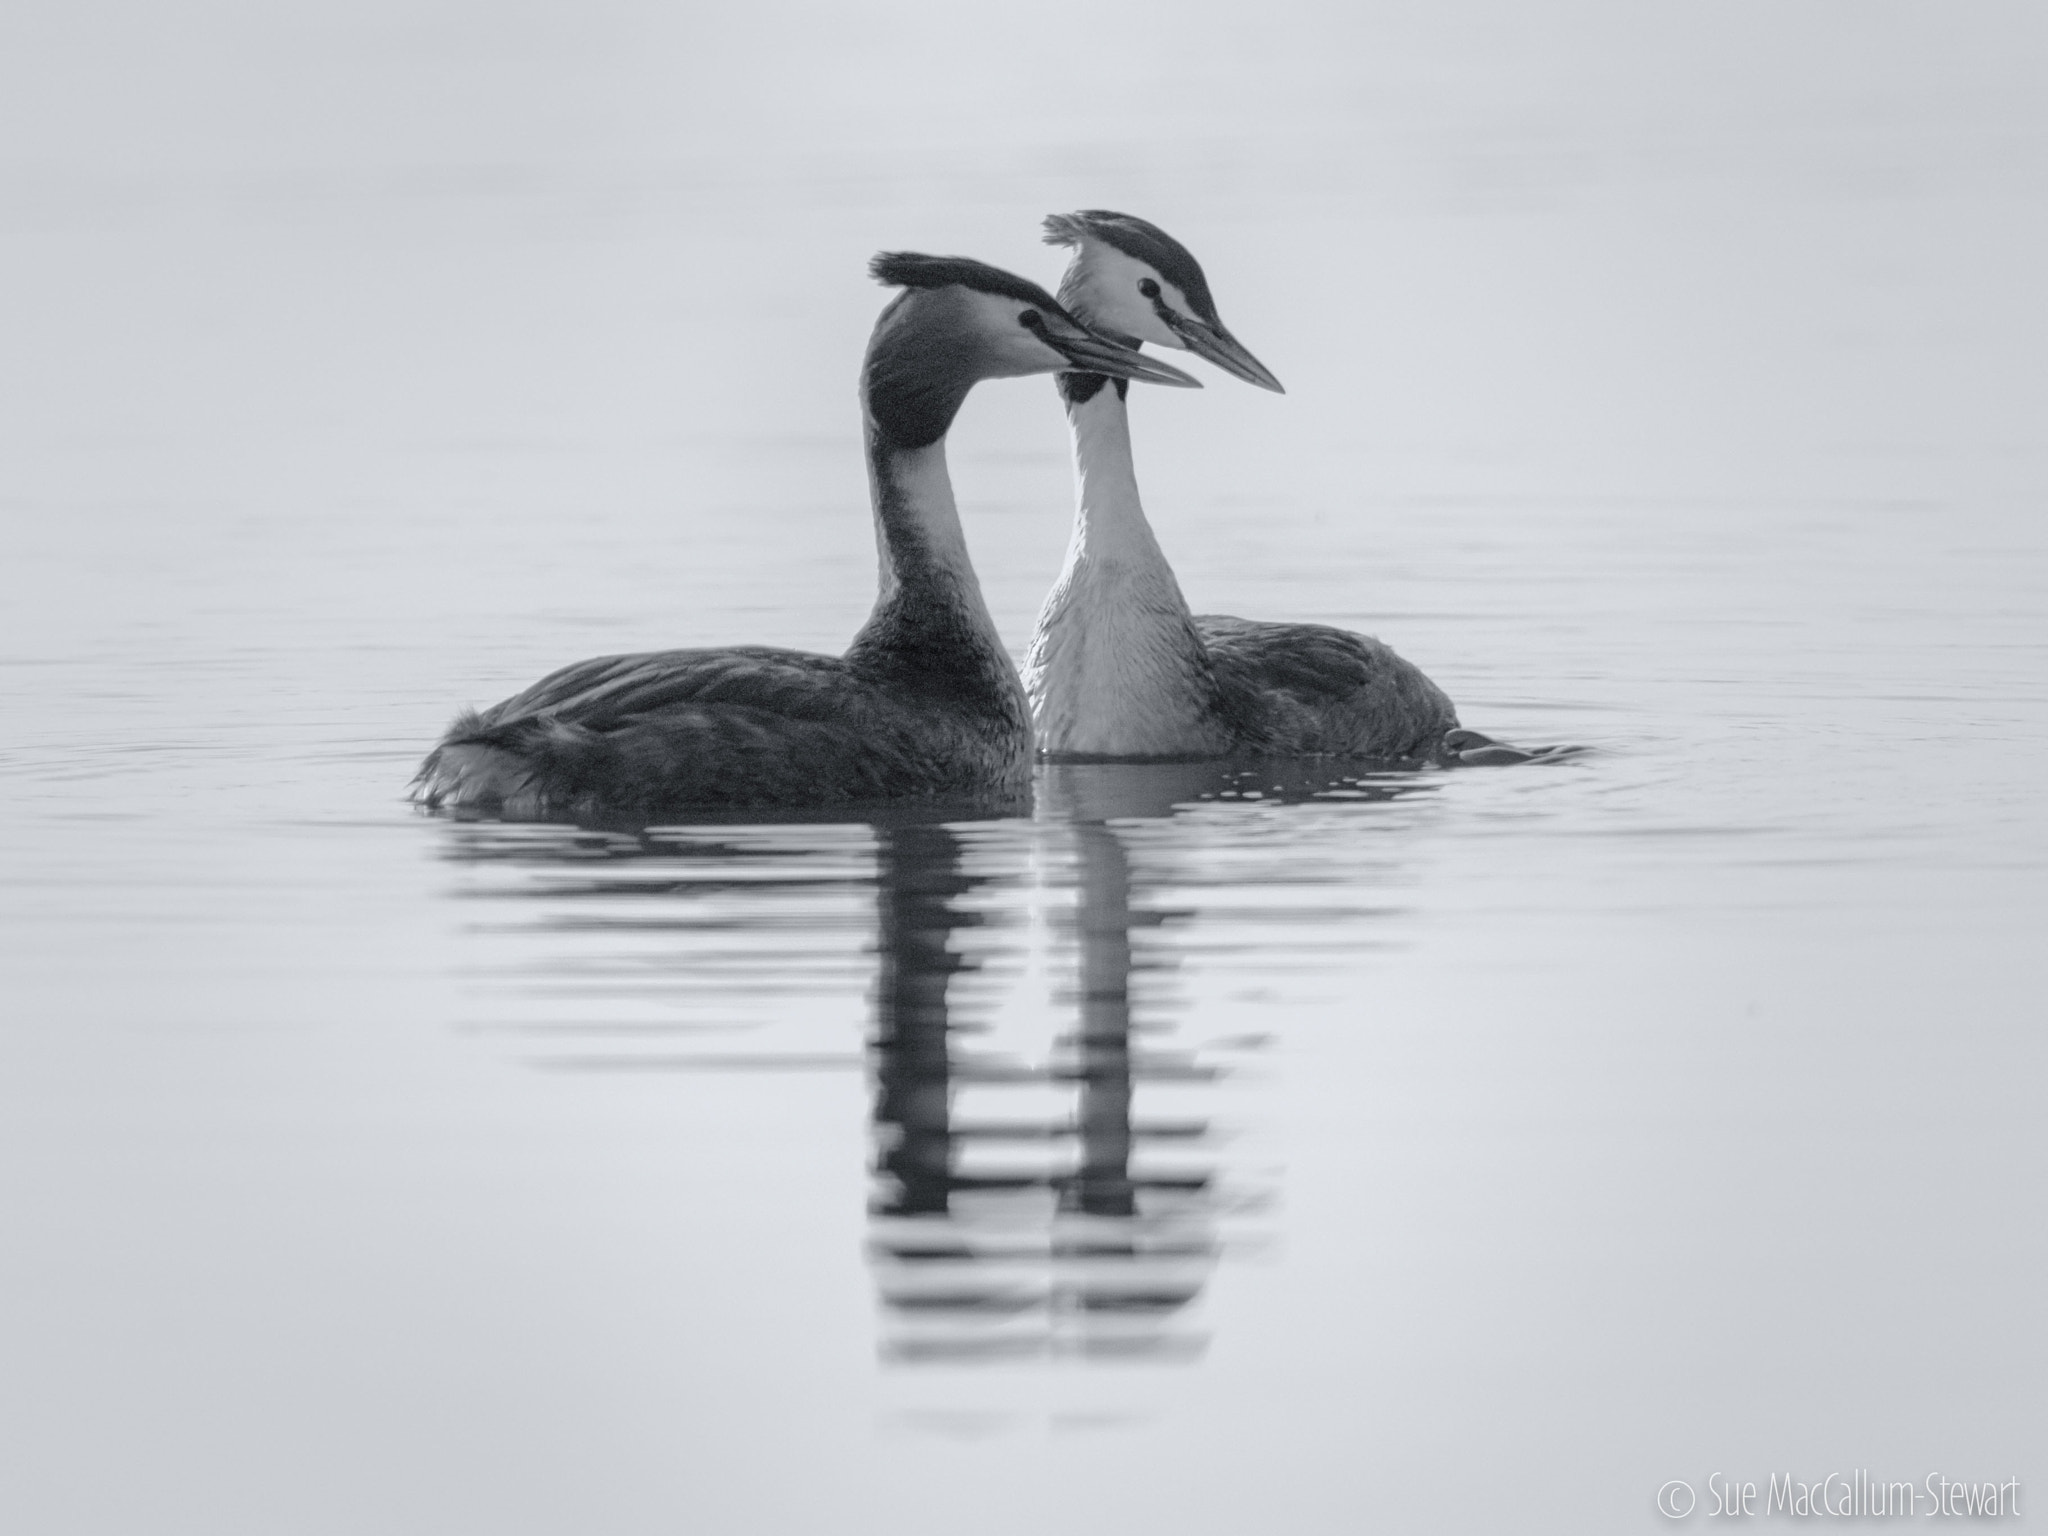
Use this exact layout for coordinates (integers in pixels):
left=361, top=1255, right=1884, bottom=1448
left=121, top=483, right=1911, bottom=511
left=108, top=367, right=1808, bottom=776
left=1170, top=316, right=1285, bottom=394
left=1034, top=313, right=1203, bottom=388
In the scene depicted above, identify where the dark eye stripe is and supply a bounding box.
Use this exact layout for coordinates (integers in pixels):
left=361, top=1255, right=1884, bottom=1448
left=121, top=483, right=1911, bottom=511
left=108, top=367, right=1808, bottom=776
left=1150, top=295, right=1192, bottom=337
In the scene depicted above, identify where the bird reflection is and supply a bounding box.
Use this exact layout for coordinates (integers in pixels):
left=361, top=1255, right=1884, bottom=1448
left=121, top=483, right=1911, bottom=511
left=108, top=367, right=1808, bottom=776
left=1068, top=816, right=1140, bottom=1222
left=868, top=811, right=1213, bottom=1362
left=435, top=759, right=1432, bottom=1369
left=871, top=823, right=974, bottom=1220
left=868, top=761, right=1407, bottom=1365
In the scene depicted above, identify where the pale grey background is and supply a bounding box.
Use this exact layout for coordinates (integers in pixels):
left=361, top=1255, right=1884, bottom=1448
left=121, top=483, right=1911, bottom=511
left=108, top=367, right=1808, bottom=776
left=2, top=4, right=2044, bottom=1534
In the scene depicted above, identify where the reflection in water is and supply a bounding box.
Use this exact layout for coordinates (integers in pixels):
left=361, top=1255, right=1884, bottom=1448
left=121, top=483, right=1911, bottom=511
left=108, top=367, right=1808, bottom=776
left=868, top=813, right=1222, bottom=1364
left=436, top=761, right=1438, bottom=1367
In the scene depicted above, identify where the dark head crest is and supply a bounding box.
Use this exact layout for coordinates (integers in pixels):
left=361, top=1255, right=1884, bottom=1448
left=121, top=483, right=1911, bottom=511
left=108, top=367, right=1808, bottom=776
left=1041, top=210, right=1220, bottom=325
left=868, top=252, right=1069, bottom=316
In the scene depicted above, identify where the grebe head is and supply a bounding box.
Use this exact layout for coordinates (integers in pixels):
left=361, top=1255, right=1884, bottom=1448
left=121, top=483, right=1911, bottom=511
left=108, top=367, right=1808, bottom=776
left=1042, top=210, right=1284, bottom=394
left=863, top=252, right=1199, bottom=448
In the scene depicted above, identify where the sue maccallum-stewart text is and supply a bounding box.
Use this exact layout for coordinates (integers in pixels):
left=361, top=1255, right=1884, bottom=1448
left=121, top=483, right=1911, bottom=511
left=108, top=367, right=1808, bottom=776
left=1700, top=1471, right=2020, bottom=1518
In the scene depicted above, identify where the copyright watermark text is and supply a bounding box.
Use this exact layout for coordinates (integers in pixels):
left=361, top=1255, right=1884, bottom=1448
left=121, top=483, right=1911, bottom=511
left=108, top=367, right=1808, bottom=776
left=1656, top=1472, right=2020, bottom=1520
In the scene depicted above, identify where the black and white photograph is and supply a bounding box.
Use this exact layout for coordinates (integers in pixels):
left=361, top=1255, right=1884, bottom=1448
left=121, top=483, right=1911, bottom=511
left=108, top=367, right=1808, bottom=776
left=2, top=3, right=2042, bottom=1532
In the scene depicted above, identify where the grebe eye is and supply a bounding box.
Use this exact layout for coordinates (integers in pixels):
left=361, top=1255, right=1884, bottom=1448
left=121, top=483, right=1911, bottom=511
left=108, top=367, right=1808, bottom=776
left=1018, top=308, right=1042, bottom=329
left=1138, top=278, right=1160, bottom=299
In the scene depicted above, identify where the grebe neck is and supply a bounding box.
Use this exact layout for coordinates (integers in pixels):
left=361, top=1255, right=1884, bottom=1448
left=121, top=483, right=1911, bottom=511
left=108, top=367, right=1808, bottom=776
left=845, top=414, right=1022, bottom=709
left=1061, top=374, right=1174, bottom=568
left=1024, top=372, right=1227, bottom=758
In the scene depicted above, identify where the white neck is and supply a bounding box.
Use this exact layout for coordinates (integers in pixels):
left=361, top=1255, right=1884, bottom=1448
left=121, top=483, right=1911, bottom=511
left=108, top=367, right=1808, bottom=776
left=1066, top=384, right=1169, bottom=563
left=1024, top=381, right=1229, bottom=757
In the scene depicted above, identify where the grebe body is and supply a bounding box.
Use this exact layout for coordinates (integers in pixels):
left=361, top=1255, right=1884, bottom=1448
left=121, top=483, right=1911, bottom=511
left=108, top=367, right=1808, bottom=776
left=1025, top=211, right=1530, bottom=767
left=415, top=253, right=1198, bottom=818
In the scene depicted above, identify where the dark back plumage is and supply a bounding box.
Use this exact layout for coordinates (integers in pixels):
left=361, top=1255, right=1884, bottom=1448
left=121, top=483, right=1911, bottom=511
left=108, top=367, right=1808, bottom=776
left=1042, top=210, right=1221, bottom=326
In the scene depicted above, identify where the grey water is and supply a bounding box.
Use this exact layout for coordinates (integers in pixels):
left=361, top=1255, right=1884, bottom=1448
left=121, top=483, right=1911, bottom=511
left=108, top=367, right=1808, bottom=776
left=3, top=4, right=2045, bottom=1533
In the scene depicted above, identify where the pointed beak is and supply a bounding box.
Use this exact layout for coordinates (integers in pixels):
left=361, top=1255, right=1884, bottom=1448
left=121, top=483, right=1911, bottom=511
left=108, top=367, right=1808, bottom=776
left=1172, top=317, right=1285, bottom=393
left=1042, top=320, right=1203, bottom=389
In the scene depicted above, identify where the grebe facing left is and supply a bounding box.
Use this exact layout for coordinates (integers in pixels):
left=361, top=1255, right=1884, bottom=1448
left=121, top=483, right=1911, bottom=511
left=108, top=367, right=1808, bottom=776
left=1026, top=210, right=1547, bottom=767
left=413, top=253, right=1199, bottom=820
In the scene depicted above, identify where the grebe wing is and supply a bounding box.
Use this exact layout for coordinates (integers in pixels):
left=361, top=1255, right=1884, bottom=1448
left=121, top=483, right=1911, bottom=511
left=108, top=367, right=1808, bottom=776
left=435, top=703, right=933, bottom=814
left=479, top=646, right=851, bottom=730
left=419, top=646, right=1019, bottom=814
left=1195, top=615, right=1459, bottom=759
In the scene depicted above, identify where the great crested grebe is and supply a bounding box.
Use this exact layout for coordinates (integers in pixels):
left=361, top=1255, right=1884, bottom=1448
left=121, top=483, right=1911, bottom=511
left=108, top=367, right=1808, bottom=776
left=1024, top=210, right=1537, bottom=766
left=414, top=252, right=1199, bottom=819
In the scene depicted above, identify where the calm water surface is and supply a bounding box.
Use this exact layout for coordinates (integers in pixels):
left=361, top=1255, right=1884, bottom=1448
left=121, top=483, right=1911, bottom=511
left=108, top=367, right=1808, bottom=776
left=3, top=5, right=2045, bottom=1533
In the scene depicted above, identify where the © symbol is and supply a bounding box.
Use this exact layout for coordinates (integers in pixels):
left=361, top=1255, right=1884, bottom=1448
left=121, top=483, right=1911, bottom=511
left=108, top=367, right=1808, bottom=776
left=1657, top=1481, right=1697, bottom=1518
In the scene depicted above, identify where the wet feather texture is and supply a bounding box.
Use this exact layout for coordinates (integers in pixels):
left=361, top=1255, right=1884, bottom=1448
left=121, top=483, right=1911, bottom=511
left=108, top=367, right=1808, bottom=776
left=416, top=644, right=1031, bottom=817
left=1199, top=617, right=1458, bottom=757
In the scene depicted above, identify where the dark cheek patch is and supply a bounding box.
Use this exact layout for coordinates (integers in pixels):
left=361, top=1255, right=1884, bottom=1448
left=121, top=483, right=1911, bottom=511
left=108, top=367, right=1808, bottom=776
left=1058, top=372, right=1111, bottom=405
left=1056, top=373, right=1129, bottom=406
left=869, top=374, right=969, bottom=448
left=866, top=331, right=977, bottom=448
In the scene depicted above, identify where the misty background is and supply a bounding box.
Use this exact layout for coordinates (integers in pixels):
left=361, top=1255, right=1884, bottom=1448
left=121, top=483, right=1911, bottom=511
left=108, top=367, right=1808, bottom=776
left=3, top=4, right=2044, bottom=1534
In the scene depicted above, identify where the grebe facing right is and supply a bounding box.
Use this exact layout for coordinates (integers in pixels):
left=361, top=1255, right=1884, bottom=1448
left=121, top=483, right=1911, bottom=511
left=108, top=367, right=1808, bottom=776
left=1025, top=210, right=1544, bottom=766
left=414, top=252, right=1199, bottom=820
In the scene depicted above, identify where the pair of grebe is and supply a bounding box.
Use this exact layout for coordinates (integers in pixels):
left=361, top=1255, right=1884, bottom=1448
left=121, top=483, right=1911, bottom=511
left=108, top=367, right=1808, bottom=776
left=414, top=217, right=1540, bottom=818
